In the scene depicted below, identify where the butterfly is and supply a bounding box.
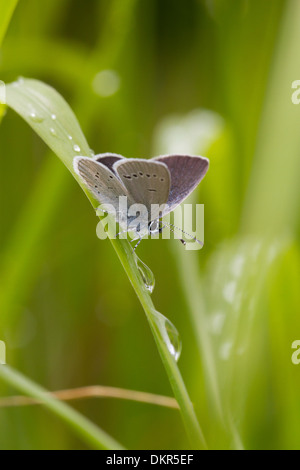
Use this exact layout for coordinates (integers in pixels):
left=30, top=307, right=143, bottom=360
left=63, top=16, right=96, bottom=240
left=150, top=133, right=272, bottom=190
left=74, top=153, right=209, bottom=249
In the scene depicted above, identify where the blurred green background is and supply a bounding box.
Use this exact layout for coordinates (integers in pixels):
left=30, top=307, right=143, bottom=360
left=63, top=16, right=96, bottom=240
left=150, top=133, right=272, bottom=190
left=1, top=0, right=300, bottom=450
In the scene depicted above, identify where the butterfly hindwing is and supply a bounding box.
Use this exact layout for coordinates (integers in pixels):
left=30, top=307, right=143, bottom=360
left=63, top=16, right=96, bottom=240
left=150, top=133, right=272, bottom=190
left=153, top=155, right=209, bottom=214
left=95, top=153, right=125, bottom=172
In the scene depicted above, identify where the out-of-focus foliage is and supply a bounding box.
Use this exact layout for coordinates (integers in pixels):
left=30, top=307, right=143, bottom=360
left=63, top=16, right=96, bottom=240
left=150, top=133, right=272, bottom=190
left=1, top=0, right=300, bottom=450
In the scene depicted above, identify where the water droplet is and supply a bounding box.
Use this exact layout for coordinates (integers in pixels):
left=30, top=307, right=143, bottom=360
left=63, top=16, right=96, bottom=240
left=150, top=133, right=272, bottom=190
left=152, top=310, right=182, bottom=362
left=73, top=145, right=81, bottom=153
left=68, top=135, right=73, bottom=141
left=135, top=254, right=155, bottom=293
left=12, top=77, right=25, bottom=88
left=92, top=70, right=121, bottom=97
left=50, top=128, right=57, bottom=136
left=51, top=114, right=57, bottom=120
left=29, top=112, right=44, bottom=123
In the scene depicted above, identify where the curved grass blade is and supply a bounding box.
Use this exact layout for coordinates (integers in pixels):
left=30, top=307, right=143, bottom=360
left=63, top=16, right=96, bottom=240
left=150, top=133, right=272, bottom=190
left=0, top=365, right=124, bottom=450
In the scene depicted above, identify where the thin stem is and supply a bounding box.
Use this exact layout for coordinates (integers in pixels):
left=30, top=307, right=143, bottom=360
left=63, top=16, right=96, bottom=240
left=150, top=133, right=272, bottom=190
left=0, top=386, right=179, bottom=409
left=0, top=366, right=124, bottom=450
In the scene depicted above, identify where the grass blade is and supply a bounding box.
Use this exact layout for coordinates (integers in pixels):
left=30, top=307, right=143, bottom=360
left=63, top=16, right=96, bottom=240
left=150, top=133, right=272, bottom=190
left=0, top=365, right=124, bottom=450
left=0, top=0, right=18, bottom=47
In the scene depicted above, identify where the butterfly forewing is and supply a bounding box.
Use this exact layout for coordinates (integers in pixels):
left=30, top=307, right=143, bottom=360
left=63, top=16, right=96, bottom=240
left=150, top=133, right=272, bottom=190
left=114, top=159, right=171, bottom=222
left=154, top=155, right=209, bottom=214
left=74, top=157, right=134, bottom=218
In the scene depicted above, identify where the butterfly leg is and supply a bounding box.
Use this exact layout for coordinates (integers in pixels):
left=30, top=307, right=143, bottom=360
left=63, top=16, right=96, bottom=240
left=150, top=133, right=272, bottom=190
left=116, top=228, right=130, bottom=239
left=130, top=231, right=143, bottom=252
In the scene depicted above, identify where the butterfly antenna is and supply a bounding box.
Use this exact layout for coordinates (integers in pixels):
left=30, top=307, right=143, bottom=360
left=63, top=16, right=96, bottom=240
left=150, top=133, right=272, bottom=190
left=161, top=223, right=186, bottom=246
left=161, top=221, right=203, bottom=246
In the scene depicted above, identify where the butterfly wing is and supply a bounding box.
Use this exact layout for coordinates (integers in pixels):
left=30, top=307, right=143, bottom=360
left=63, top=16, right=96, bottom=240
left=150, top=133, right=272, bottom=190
left=113, top=159, right=171, bottom=222
left=95, top=153, right=125, bottom=172
left=74, top=154, right=209, bottom=234
left=153, top=155, right=209, bottom=215
left=73, top=157, right=134, bottom=219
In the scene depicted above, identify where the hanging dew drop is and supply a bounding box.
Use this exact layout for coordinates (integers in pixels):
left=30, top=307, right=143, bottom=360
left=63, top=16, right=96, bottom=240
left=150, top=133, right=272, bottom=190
left=73, top=144, right=81, bottom=153
left=135, top=254, right=155, bottom=293
left=68, top=135, right=73, bottom=140
left=51, top=114, right=57, bottom=120
left=29, top=112, right=44, bottom=123
left=152, top=311, right=182, bottom=362
left=13, top=77, right=25, bottom=87
left=50, top=127, right=57, bottom=136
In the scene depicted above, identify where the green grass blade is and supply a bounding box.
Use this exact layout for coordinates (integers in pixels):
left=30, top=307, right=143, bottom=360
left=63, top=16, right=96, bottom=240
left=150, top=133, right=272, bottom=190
left=0, top=365, right=124, bottom=450
left=0, top=0, right=18, bottom=47
left=110, top=237, right=207, bottom=449
left=242, top=0, right=300, bottom=234
left=6, top=79, right=93, bottom=170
